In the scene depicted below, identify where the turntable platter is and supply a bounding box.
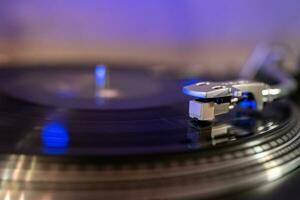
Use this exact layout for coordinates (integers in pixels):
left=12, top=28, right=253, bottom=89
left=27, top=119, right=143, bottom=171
left=0, top=65, right=298, bottom=200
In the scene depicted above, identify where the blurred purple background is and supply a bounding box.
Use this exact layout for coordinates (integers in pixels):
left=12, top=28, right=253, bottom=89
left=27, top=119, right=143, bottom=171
left=0, top=0, right=299, bottom=73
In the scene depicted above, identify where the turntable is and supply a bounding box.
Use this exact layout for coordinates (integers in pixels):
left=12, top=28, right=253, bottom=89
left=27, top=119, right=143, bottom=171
left=0, top=45, right=298, bottom=200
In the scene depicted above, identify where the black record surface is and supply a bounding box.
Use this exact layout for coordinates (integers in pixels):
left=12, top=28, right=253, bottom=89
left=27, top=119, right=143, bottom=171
left=0, top=65, right=291, bottom=156
left=0, top=65, right=298, bottom=200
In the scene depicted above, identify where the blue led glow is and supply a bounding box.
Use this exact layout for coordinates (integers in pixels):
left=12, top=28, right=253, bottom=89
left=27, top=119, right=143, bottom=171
left=41, top=122, right=69, bottom=154
left=95, top=64, right=107, bottom=87
left=239, top=99, right=257, bottom=109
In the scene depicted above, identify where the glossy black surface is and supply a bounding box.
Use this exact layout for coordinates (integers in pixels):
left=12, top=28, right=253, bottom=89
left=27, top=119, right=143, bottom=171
left=0, top=66, right=292, bottom=157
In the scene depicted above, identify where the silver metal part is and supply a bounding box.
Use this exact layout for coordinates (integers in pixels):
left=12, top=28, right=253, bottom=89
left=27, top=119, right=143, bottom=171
left=183, top=80, right=282, bottom=121
left=183, top=44, right=297, bottom=121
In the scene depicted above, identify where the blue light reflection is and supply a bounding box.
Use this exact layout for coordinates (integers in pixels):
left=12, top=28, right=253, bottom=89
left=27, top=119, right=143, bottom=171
left=182, top=78, right=200, bottom=86
left=239, top=99, right=257, bottom=109
left=41, top=122, right=69, bottom=155
left=95, top=64, right=107, bottom=87
left=181, top=78, right=202, bottom=97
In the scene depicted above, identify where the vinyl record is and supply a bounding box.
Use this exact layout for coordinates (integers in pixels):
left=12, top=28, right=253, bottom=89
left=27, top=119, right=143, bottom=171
left=0, top=65, right=298, bottom=200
